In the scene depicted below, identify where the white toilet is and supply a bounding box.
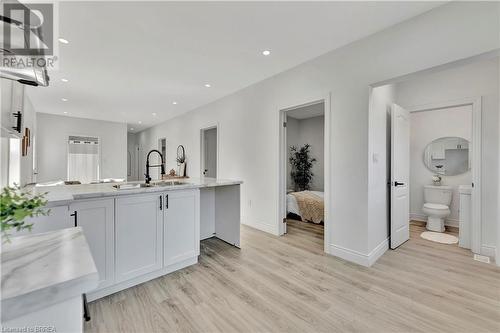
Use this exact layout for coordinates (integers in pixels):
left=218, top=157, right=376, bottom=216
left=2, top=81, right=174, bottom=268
left=422, top=185, right=453, bottom=232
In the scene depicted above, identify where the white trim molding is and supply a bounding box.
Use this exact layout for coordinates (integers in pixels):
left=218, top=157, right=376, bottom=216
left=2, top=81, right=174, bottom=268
left=410, top=213, right=459, bottom=228
left=242, top=218, right=279, bottom=236
left=481, top=245, right=496, bottom=259
left=329, top=238, right=389, bottom=267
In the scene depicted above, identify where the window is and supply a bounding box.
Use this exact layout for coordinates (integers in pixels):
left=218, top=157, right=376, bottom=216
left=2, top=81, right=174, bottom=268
left=67, top=136, right=99, bottom=183
left=8, top=138, right=21, bottom=186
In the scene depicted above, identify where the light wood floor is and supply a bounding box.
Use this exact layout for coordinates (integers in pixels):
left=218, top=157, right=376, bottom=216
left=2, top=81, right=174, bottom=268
left=85, top=222, right=500, bottom=333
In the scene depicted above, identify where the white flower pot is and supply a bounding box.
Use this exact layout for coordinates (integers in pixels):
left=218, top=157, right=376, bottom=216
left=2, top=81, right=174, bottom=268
left=178, top=162, right=186, bottom=177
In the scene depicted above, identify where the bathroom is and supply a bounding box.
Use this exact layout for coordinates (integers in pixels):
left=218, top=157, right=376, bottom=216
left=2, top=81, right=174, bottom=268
left=409, top=104, right=472, bottom=245
left=369, top=55, right=498, bottom=258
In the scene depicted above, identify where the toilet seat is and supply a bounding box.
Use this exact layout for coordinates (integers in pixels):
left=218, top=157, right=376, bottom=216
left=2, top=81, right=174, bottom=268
left=423, top=203, right=449, bottom=210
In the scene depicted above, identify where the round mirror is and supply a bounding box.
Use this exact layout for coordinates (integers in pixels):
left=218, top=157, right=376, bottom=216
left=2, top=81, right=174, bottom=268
left=423, top=137, right=470, bottom=176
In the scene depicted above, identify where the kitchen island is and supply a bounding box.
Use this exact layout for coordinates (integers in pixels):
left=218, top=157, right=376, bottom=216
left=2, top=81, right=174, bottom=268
left=22, top=178, right=242, bottom=301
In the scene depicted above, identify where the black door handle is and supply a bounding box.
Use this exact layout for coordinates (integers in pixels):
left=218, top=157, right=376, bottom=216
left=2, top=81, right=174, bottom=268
left=394, top=181, right=405, bottom=187
left=159, top=195, right=163, bottom=210
left=70, top=211, right=78, bottom=227
left=165, top=194, right=169, bottom=209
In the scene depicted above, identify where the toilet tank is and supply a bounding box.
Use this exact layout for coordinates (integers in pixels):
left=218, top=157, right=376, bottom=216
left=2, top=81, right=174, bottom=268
left=424, top=185, right=453, bottom=205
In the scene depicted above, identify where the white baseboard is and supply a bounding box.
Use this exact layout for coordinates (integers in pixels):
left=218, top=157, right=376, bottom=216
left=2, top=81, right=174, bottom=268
left=87, top=256, right=198, bottom=301
left=410, top=213, right=459, bottom=228
left=241, top=218, right=279, bottom=236
left=368, top=238, right=389, bottom=266
left=329, top=238, right=388, bottom=267
left=481, top=245, right=496, bottom=259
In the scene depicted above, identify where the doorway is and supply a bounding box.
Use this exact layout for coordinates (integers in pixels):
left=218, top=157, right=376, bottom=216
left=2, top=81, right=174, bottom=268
left=376, top=95, right=482, bottom=253
left=200, top=126, right=218, bottom=178
left=278, top=95, right=331, bottom=254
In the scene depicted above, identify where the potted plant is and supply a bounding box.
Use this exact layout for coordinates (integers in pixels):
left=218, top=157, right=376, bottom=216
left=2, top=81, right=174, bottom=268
left=289, top=144, right=316, bottom=192
left=0, top=185, right=49, bottom=242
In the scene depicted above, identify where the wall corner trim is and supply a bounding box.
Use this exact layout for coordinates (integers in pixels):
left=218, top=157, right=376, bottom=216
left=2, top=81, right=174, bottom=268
left=328, top=238, right=389, bottom=267
left=241, top=219, right=279, bottom=236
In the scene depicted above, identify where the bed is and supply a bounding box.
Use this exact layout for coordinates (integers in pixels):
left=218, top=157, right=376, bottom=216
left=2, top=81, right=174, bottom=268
left=287, top=191, right=324, bottom=224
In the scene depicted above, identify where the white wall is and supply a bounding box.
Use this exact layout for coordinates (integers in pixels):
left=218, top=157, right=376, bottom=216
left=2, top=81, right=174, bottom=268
left=409, top=106, right=472, bottom=226
left=368, top=84, right=395, bottom=251
left=136, top=2, right=499, bottom=264
left=395, top=57, right=499, bottom=251
left=286, top=115, right=324, bottom=191
left=36, top=113, right=127, bottom=182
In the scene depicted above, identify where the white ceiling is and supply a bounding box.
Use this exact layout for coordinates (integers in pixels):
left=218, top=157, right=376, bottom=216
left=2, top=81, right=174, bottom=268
left=26, top=1, right=444, bottom=132
left=287, top=102, right=325, bottom=120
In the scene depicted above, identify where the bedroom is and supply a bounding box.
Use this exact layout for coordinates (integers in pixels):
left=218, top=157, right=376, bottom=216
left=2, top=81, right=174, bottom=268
left=284, top=101, right=326, bottom=251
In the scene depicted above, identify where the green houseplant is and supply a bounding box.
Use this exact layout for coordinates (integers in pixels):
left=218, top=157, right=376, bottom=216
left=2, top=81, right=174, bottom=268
left=289, top=144, right=316, bottom=192
left=1, top=185, right=49, bottom=242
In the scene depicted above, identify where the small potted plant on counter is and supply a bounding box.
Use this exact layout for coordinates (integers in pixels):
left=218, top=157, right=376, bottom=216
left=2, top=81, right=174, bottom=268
left=0, top=185, right=49, bottom=242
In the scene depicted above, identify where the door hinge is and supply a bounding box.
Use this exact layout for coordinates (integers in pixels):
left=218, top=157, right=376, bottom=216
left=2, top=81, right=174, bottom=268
left=283, top=122, right=287, bottom=128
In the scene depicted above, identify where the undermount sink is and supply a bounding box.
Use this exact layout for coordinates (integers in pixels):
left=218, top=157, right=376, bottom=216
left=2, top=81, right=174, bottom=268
left=113, top=183, right=152, bottom=190
left=156, top=181, right=185, bottom=186
left=113, top=181, right=186, bottom=190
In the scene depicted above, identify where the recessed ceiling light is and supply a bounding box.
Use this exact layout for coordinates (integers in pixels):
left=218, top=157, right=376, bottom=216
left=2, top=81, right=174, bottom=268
left=130, top=128, right=134, bottom=131
left=138, top=121, right=142, bottom=124
left=204, top=83, right=211, bottom=88
left=152, top=112, right=157, bottom=116
left=58, top=38, right=69, bottom=44
left=61, top=78, right=69, bottom=82
left=61, top=98, right=68, bottom=102
left=262, top=50, right=271, bottom=56
left=63, top=111, right=68, bottom=114
left=172, top=101, right=178, bottom=105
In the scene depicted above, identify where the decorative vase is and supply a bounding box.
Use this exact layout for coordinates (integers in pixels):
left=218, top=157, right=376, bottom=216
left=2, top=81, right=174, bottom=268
left=178, top=162, right=186, bottom=177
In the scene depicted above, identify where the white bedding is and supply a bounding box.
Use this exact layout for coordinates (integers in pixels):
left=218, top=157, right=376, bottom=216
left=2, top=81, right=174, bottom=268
left=287, top=191, right=324, bottom=220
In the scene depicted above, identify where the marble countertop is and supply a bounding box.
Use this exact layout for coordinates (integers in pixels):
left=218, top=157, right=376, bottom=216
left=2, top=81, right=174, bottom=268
left=1, top=227, right=99, bottom=321
left=28, top=178, right=243, bottom=206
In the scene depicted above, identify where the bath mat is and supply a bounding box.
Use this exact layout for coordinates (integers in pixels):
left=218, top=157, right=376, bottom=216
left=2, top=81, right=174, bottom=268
left=420, top=231, right=458, bottom=244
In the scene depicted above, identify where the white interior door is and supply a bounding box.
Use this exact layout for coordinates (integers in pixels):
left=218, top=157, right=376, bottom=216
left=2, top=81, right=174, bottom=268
left=390, top=103, right=410, bottom=249
left=203, top=128, right=217, bottom=178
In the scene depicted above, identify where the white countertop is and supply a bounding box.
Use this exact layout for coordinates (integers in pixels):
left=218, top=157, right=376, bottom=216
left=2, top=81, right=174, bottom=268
left=29, top=178, right=243, bottom=206
left=1, top=227, right=99, bottom=321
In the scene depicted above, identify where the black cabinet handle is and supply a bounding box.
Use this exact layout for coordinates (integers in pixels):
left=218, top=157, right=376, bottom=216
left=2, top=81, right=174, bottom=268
left=70, top=211, right=78, bottom=227
left=12, top=111, right=22, bottom=133
left=166, top=194, right=169, bottom=209
left=159, top=195, right=163, bottom=210
left=394, top=181, right=405, bottom=187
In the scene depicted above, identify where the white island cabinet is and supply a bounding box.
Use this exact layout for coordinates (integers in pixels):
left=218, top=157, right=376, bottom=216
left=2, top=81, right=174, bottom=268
left=69, top=198, right=115, bottom=289
left=164, top=189, right=200, bottom=266
left=21, top=179, right=241, bottom=302
left=115, top=193, right=163, bottom=282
